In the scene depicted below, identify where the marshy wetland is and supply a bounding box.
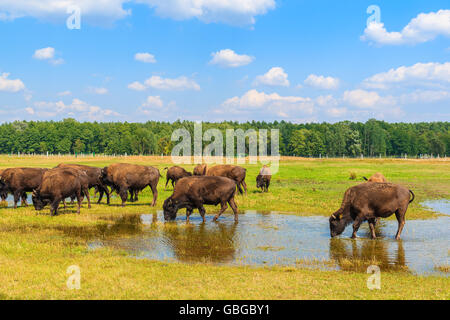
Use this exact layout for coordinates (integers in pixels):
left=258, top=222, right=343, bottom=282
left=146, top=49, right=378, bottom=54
left=0, top=156, right=448, bottom=299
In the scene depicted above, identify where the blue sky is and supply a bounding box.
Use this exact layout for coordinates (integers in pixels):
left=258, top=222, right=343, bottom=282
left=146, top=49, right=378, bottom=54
left=0, top=0, right=449, bottom=123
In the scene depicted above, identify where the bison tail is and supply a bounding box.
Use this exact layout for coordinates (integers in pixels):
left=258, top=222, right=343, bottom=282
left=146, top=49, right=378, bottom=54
left=409, top=190, right=415, bottom=203
left=363, top=176, right=368, bottom=181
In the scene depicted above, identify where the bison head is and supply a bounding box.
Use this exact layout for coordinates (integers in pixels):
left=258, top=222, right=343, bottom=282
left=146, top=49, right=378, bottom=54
left=163, top=197, right=178, bottom=221
left=256, top=175, right=264, bottom=189
left=329, top=211, right=348, bottom=237
left=31, top=189, right=46, bottom=211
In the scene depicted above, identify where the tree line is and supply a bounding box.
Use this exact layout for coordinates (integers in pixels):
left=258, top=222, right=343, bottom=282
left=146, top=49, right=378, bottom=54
left=0, top=118, right=448, bottom=157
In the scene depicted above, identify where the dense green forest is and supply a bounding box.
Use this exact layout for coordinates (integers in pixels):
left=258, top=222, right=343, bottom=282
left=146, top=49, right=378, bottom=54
left=0, top=119, right=448, bottom=157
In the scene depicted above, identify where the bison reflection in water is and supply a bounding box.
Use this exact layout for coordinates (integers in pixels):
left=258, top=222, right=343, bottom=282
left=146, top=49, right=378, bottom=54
left=329, top=238, right=408, bottom=273
left=329, top=182, right=415, bottom=239
left=162, top=222, right=238, bottom=264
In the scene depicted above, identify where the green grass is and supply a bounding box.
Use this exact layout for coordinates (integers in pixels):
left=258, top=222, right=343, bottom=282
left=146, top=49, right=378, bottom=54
left=0, top=155, right=449, bottom=299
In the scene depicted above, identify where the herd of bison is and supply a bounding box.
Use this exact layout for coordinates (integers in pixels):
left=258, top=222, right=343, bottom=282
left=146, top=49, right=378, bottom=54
left=0, top=163, right=415, bottom=239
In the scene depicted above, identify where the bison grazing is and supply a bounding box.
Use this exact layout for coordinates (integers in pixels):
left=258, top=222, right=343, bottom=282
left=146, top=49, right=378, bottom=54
left=0, top=167, right=48, bottom=208
left=56, top=163, right=110, bottom=204
left=32, top=167, right=91, bottom=215
left=329, top=182, right=414, bottom=240
left=163, top=176, right=239, bottom=222
left=363, top=172, right=387, bottom=183
left=163, top=166, right=192, bottom=190
left=193, top=164, right=207, bottom=176
left=0, top=169, right=8, bottom=201
left=206, top=165, right=247, bottom=195
left=256, top=165, right=271, bottom=192
left=101, top=163, right=160, bottom=207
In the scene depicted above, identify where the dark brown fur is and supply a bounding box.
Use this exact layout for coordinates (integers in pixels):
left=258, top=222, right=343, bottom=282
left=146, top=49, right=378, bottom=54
left=56, top=163, right=110, bottom=204
left=193, top=164, right=207, bottom=176
left=0, top=167, right=48, bottom=208
left=32, top=167, right=91, bottom=215
left=256, top=166, right=271, bottom=192
left=163, top=166, right=192, bottom=190
left=206, top=165, right=247, bottom=195
left=163, top=176, right=239, bottom=222
left=329, top=182, right=414, bottom=240
left=101, top=163, right=160, bottom=206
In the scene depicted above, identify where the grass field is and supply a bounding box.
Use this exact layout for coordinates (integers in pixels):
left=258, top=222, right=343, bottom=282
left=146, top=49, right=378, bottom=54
left=0, top=155, right=449, bottom=300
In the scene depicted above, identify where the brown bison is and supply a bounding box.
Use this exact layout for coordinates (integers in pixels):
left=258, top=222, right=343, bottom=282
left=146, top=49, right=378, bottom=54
left=163, top=176, right=239, bottom=222
left=0, top=167, right=48, bottom=208
left=56, top=163, right=110, bottom=204
left=163, top=166, right=192, bottom=190
left=0, top=169, right=8, bottom=201
left=329, top=182, right=414, bottom=240
left=193, top=164, right=207, bottom=176
left=206, top=165, right=247, bottom=195
left=101, top=163, right=160, bottom=207
left=363, top=172, right=387, bottom=183
left=256, top=165, right=271, bottom=192
left=32, top=167, right=91, bottom=215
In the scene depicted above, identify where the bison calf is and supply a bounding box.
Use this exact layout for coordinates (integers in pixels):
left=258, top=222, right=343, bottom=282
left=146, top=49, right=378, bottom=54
left=363, top=172, right=387, bottom=183
left=164, top=166, right=192, bottom=190
left=163, top=176, right=239, bottom=222
left=32, top=167, right=91, bottom=215
left=329, top=182, right=414, bottom=240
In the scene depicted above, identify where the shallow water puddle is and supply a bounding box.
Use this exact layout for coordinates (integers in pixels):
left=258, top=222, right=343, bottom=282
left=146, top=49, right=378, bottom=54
left=86, top=206, right=449, bottom=275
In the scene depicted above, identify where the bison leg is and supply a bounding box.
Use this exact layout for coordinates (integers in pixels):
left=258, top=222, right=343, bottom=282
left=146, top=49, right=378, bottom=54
left=186, top=208, right=193, bottom=223
left=198, top=206, right=206, bottom=223
left=213, top=202, right=228, bottom=222
left=21, top=192, right=28, bottom=207
left=13, top=190, right=22, bottom=209
left=105, top=186, right=110, bottom=204
left=83, top=187, right=91, bottom=209
left=394, top=208, right=407, bottom=240
left=50, top=199, right=60, bottom=216
left=351, top=217, right=363, bottom=239
left=149, top=183, right=158, bottom=207
left=119, top=187, right=128, bottom=207
left=76, top=191, right=82, bottom=214
left=164, top=178, right=170, bottom=191
left=368, top=218, right=377, bottom=239
left=241, top=180, right=247, bottom=195
left=229, top=197, right=239, bottom=222
left=134, top=190, right=139, bottom=202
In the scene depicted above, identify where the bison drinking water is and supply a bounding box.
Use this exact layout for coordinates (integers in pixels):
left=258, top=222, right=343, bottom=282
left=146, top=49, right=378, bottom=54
left=163, top=176, right=239, bottom=222
left=101, top=163, right=160, bottom=207
left=329, top=182, right=414, bottom=240
left=0, top=167, right=48, bottom=208
left=32, top=167, right=91, bottom=215
left=56, top=163, right=110, bottom=204
left=256, top=165, right=271, bottom=192
left=163, top=166, right=192, bottom=190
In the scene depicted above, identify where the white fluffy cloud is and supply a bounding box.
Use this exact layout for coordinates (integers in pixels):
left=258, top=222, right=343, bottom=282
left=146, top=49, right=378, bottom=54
left=304, top=74, right=340, bottom=90
left=254, top=67, right=289, bottom=87
left=0, top=0, right=274, bottom=25
left=361, top=9, right=450, bottom=45
left=363, top=62, right=450, bottom=89
left=129, top=75, right=200, bottom=91
left=135, top=52, right=156, bottom=63
left=0, top=73, right=25, bottom=92
left=138, top=95, right=177, bottom=118
left=137, top=0, right=275, bottom=25
left=209, top=49, right=254, bottom=68
left=33, top=98, right=120, bottom=120
left=342, top=89, right=393, bottom=109
left=219, top=89, right=314, bottom=118
left=0, top=0, right=130, bottom=24
left=33, top=47, right=64, bottom=65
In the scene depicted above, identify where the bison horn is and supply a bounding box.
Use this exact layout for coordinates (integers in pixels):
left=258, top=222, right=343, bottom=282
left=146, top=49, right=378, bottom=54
left=331, top=214, right=336, bottom=219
